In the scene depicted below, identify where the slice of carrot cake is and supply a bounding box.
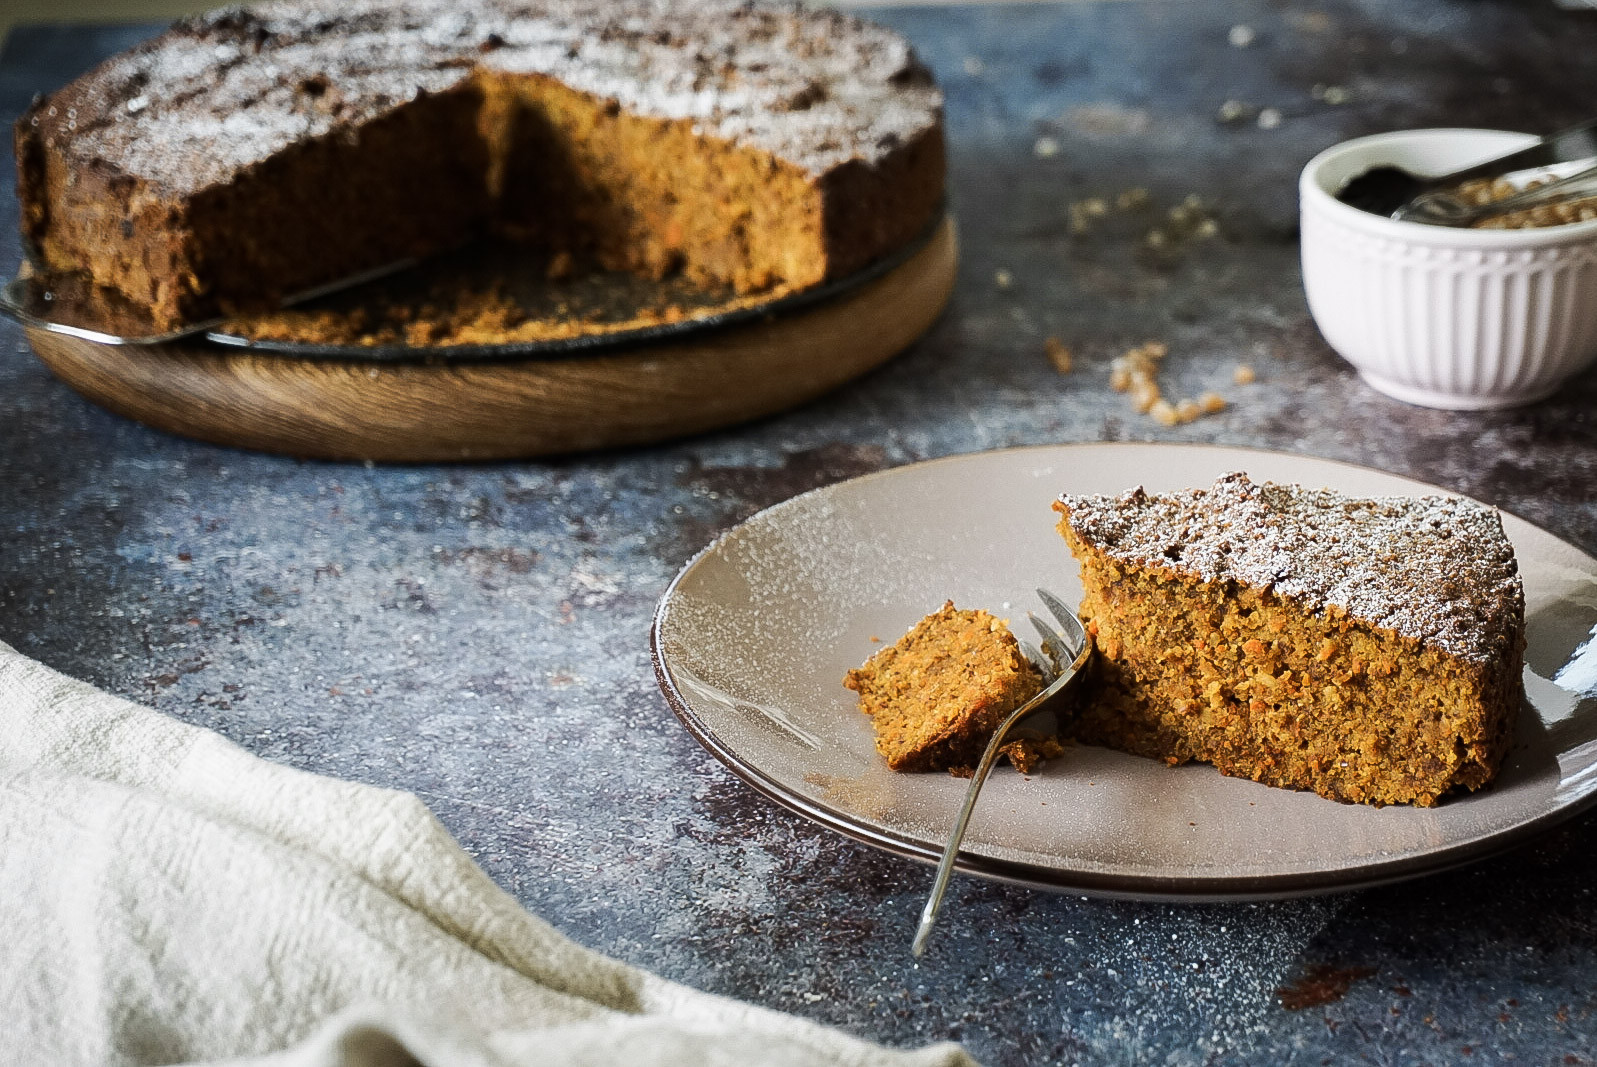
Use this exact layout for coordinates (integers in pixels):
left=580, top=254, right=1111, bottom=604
left=1053, top=472, right=1524, bottom=807
left=844, top=601, right=1056, bottom=776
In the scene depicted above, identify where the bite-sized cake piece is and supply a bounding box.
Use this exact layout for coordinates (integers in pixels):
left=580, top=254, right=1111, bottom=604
left=15, top=0, right=945, bottom=330
left=1053, top=473, right=1525, bottom=807
left=844, top=601, right=1057, bottom=776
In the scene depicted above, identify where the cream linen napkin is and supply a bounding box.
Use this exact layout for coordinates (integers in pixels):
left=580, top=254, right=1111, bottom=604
left=0, top=641, right=975, bottom=1067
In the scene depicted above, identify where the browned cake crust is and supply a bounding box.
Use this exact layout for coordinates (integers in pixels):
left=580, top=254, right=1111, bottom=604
left=844, top=601, right=1056, bottom=776
left=15, top=0, right=944, bottom=330
left=1054, top=473, right=1525, bottom=807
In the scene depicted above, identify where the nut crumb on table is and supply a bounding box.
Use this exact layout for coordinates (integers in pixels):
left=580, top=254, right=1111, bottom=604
left=1108, top=341, right=1228, bottom=425
left=1217, top=99, right=1249, bottom=123
left=1045, top=336, right=1073, bottom=373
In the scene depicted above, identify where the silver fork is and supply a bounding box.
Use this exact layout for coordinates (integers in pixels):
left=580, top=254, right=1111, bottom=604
left=910, top=588, right=1092, bottom=957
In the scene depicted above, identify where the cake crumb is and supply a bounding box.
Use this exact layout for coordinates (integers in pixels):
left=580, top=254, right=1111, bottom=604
left=1045, top=336, right=1073, bottom=373
left=1228, top=23, right=1257, bottom=47
left=994, top=268, right=1014, bottom=289
left=545, top=249, right=574, bottom=281
left=1110, top=342, right=1230, bottom=425
left=1234, top=363, right=1257, bottom=385
left=844, top=602, right=1055, bottom=774
left=1257, top=107, right=1283, bottom=130
left=1068, top=196, right=1110, bottom=233
left=1132, top=384, right=1160, bottom=414
left=1116, top=187, right=1150, bottom=211
left=1034, top=135, right=1060, bottom=158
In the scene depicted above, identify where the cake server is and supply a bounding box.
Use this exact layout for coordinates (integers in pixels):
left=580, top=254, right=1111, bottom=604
left=0, top=258, right=416, bottom=347
left=911, top=588, right=1093, bottom=958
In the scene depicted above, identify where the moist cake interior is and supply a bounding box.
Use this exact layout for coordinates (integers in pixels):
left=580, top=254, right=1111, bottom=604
left=1054, top=473, right=1525, bottom=807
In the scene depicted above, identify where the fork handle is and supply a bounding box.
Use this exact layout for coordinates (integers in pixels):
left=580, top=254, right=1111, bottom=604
left=911, top=623, right=1090, bottom=957
left=910, top=715, right=1018, bottom=957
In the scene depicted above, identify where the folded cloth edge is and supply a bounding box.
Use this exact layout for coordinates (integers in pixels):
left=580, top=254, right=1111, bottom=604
left=0, top=641, right=978, bottom=1067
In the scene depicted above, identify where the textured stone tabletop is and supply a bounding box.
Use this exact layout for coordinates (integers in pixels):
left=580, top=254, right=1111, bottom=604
left=4, top=1, right=1597, bottom=1063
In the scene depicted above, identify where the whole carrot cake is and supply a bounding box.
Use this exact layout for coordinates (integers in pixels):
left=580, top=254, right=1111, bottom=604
left=1054, top=473, right=1524, bottom=807
left=14, top=0, right=944, bottom=331
left=844, top=601, right=1058, bottom=777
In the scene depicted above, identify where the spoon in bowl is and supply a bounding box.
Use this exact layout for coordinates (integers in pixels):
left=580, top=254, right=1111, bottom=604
left=1336, top=117, right=1597, bottom=224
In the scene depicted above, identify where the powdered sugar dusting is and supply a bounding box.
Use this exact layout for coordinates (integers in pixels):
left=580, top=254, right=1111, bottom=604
left=1056, top=472, right=1524, bottom=664
left=35, top=0, right=940, bottom=192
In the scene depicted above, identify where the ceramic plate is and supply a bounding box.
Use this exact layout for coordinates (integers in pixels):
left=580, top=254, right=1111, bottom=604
left=651, top=444, right=1597, bottom=900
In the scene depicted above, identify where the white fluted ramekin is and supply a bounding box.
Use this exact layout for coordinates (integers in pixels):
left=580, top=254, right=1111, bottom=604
left=1301, top=128, right=1597, bottom=409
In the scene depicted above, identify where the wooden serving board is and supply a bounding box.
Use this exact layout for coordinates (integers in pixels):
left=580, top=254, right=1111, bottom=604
left=25, top=217, right=957, bottom=462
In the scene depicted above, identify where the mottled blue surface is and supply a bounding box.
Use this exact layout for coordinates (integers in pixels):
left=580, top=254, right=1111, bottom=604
left=5, top=2, right=1597, bottom=1064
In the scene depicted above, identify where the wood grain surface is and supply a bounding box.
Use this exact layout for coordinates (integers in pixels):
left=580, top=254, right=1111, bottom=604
left=25, top=216, right=957, bottom=462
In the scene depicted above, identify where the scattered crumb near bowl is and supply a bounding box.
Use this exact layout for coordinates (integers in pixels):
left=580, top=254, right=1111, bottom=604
left=1045, top=336, right=1073, bottom=373
left=1234, top=363, right=1257, bottom=385
left=1217, top=99, right=1250, bottom=124
left=995, top=268, right=1014, bottom=289
left=1070, top=190, right=1219, bottom=249
left=1068, top=196, right=1110, bottom=233
left=1108, top=342, right=1234, bottom=426
left=1117, top=187, right=1150, bottom=211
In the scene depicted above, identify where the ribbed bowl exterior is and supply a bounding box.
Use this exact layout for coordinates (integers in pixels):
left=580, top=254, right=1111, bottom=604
left=1300, top=129, right=1597, bottom=410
